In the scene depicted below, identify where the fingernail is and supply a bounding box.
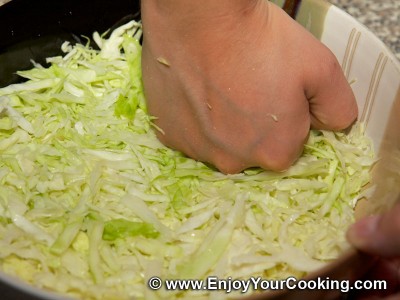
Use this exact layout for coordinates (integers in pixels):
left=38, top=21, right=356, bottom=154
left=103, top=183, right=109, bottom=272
left=347, top=215, right=381, bottom=248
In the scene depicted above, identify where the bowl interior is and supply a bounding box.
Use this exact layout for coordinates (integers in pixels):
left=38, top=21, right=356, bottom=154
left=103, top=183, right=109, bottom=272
left=1, top=0, right=400, bottom=299
left=253, top=1, right=400, bottom=299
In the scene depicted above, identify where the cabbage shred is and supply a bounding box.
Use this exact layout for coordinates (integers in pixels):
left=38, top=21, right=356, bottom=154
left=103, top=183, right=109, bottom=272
left=0, top=20, right=374, bottom=299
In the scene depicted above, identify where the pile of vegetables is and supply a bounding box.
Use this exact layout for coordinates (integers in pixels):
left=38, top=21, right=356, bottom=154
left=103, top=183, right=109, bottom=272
left=0, top=20, right=374, bottom=299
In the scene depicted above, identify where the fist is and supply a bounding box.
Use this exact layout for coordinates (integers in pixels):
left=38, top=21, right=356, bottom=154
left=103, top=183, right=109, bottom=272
left=141, top=0, right=357, bottom=173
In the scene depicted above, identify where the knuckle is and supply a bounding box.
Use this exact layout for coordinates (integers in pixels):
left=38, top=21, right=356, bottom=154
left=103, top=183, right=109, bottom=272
left=255, top=140, right=305, bottom=172
left=263, top=156, right=294, bottom=172
left=320, top=49, right=342, bottom=77
left=213, top=158, right=246, bottom=175
left=208, top=149, right=248, bottom=174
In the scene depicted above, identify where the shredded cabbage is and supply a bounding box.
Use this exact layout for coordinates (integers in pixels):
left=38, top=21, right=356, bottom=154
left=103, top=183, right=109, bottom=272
left=0, top=20, right=374, bottom=299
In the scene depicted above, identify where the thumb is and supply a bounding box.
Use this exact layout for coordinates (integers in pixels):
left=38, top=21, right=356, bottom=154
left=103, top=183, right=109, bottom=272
left=347, top=202, right=400, bottom=257
left=305, top=48, right=358, bottom=131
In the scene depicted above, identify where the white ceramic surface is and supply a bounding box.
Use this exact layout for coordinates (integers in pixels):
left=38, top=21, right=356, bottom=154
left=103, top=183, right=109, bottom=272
left=1, top=1, right=399, bottom=299
left=321, top=5, right=400, bottom=151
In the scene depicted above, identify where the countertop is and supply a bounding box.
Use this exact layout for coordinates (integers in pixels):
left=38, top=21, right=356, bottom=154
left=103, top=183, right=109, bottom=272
left=0, top=0, right=398, bottom=58
left=329, top=0, right=400, bottom=60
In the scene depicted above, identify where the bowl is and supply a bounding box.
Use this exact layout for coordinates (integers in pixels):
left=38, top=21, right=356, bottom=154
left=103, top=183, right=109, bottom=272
left=250, top=0, right=400, bottom=299
left=0, top=0, right=399, bottom=299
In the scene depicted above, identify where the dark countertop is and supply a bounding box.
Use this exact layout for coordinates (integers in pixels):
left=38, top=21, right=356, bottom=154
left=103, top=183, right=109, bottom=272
left=1, top=0, right=398, bottom=59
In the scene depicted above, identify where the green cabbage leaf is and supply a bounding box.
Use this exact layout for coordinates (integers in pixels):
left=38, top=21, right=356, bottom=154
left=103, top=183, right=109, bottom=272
left=0, top=20, right=374, bottom=299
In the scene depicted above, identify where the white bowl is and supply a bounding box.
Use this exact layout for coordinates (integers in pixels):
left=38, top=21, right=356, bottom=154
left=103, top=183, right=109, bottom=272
left=0, top=0, right=399, bottom=299
left=248, top=1, right=400, bottom=299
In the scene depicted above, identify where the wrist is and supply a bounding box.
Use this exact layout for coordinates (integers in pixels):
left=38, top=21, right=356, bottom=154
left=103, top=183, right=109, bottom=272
left=141, top=0, right=271, bottom=73
left=141, top=0, right=262, bottom=35
left=142, top=0, right=259, bottom=20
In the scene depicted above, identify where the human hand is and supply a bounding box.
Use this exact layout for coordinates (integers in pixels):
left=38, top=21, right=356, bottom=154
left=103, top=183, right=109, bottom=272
left=141, top=0, right=357, bottom=174
left=347, top=202, right=400, bottom=299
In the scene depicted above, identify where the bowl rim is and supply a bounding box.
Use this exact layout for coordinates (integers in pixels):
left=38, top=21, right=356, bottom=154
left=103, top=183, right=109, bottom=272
left=0, top=1, right=399, bottom=300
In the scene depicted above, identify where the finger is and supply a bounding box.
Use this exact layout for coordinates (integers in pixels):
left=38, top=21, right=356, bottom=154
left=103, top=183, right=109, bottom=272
left=347, top=202, right=400, bottom=257
left=305, top=47, right=358, bottom=131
